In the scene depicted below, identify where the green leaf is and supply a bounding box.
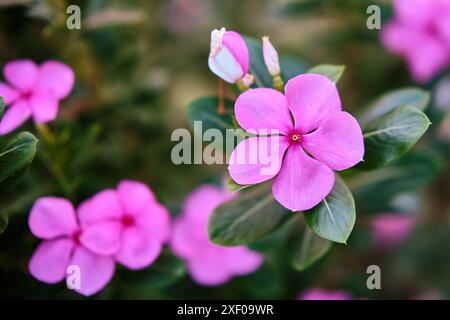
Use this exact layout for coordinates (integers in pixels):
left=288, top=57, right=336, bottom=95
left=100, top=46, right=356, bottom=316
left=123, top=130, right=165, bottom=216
left=349, top=150, right=442, bottom=214
left=362, top=106, right=431, bottom=170
left=359, top=88, right=430, bottom=126
left=226, top=176, right=250, bottom=192
left=0, top=214, right=8, bottom=234
left=279, top=55, right=308, bottom=81
left=244, top=37, right=273, bottom=88
left=292, top=227, right=332, bottom=271
left=208, top=183, right=289, bottom=246
left=307, top=64, right=345, bottom=83
left=0, top=97, right=5, bottom=121
left=304, top=176, right=355, bottom=244
left=186, top=96, right=235, bottom=134
left=0, top=132, right=39, bottom=191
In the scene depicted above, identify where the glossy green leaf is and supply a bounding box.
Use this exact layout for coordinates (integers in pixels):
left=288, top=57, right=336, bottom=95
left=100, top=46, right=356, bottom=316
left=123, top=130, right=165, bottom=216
left=226, top=176, right=250, bottom=192
left=359, top=88, right=430, bottom=126
left=304, top=176, right=355, bottom=244
left=307, top=64, right=345, bottom=83
left=292, top=227, right=331, bottom=271
left=186, top=96, right=235, bottom=134
left=0, top=132, right=38, bottom=191
left=244, top=37, right=273, bottom=88
left=349, top=150, right=442, bottom=214
left=362, top=106, right=431, bottom=169
left=208, top=183, right=289, bottom=246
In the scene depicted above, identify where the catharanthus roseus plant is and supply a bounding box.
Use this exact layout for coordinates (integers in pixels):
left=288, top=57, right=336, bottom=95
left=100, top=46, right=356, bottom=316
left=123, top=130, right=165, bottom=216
left=0, top=60, right=74, bottom=134
left=187, top=27, right=432, bottom=264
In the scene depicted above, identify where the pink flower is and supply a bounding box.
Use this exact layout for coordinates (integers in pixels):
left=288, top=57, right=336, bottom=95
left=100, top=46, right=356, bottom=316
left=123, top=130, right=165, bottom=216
left=170, top=185, right=263, bottom=286
left=298, top=287, right=353, bottom=300
left=0, top=59, right=74, bottom=134
left=228, top=74, right=364, bottom=211
left=370, top=213, right=416, bottom=249
left=28, top=197, right=115, bottom=296
left=381, top=0, right=450, bottom=83
left=77, top=180, right=171, bottom=270
left=208, top=28, right=252, bottom=85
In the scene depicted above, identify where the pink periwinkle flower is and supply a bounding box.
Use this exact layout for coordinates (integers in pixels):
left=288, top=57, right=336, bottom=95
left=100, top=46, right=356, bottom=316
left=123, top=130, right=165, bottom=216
left=298, top=287, right=353, bottom=300
left=370, top=213, right=416, bottom=249
left=0, top=59, right=75, bottom=134
left=28, top=197, right=115, bottom=296
left=77, top=180, right=171, bottom=270
left=208, top=27, right=253, bottom=85
left=381, top=0, right=450, bottom=83
left=228, top=74, right=364, bottom=211
left=28, top=180, right=171, bottom=296
left=170, top=185, right=263, bottom=286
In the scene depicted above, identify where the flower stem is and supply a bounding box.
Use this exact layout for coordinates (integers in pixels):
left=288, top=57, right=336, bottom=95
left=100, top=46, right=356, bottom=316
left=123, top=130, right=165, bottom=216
left=217, top=79, right=225, bottom=114
left=236, top=79, right=250, bottom=92
left=273, top=75, right=284, bottom=93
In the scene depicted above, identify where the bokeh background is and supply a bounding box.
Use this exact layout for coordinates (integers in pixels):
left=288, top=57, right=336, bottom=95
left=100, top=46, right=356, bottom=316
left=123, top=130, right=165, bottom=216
left=0, top=0, right=449, bottom=299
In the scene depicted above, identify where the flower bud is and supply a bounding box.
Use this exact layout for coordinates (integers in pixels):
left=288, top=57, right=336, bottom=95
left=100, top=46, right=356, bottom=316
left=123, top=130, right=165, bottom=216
left=262, top=36, right=280, bottom=77
left=208, top=28, right=249, bottom=83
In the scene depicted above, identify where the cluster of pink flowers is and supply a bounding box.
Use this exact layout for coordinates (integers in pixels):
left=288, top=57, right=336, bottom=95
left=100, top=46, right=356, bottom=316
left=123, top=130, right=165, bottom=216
left=0, top=59, right=74, bottom=134
left=382, top=0, right=450, bottom=83
left=208, top=28, right=365, bottom=211
left=29, top=181, right=262, bottom=295
left=29, top=180, right=171, bottom=296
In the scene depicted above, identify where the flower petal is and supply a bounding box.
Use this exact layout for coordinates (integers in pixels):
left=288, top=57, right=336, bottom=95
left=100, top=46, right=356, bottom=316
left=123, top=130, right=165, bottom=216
left=30, top=93, right=59, bottom=124
left=29, top=197, right=78, bottom=239
left=135, top=202, right=171, bottom=243
left=234, top=88, right=294, bottom=134
left=228, top=136, right=290, bottom=185
left=301, top=112, right=364, bottom=171
left=187, top=250, right=232, bottom=286
left=70, top=246, right=115, bottom=296
left=393, top=0, right=435, bottom=27
left=77, top=189, right=123, bottom=227
left=0, top=100, right=31, bottom=135
left=34, top=60, right=75, bottom=99
left=116, top=180, right=156, bottom=216
left=4, top=59, right=38, bottom=92
left=115, top=227, right=162, bottom=270
left=272, top=146, right=335, bottom=211
left=29, top=239, right=74, bottom=284
left=222, top=31, right=249, bottom=75
left=0, top=82, right=19, bottom=105
left=79, top=221, right=123, bottom=255
left=222, top=246, right=263, bottom=275
left=285, top=74, right=342, bottom=133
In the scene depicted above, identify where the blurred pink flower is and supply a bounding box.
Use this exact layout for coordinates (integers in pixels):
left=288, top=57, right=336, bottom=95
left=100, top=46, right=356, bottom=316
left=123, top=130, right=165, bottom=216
left=28, top=197, right=115, bottom=296
left=299, top=287, right=353, bottom=300
left=208, top=28, right=253, bottom=85
left=170, top=185, right=263, bottom=286
left=78, top=180, right=171, bottom=270
left=370, top=213, right=416, bottom=249
left=0, top=59, right=74, bottom=134
left=228, top=74, right=364, bottom=211
left=381, top=0, right=450, bottom=83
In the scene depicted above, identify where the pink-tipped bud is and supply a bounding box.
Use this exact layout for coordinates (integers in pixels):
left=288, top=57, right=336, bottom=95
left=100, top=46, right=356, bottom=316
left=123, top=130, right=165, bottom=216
left=241, top=73, right=254, bottom=87
left=208, top=28, right=249, bottom=84
left=262, top=36, right=280, bottom=77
